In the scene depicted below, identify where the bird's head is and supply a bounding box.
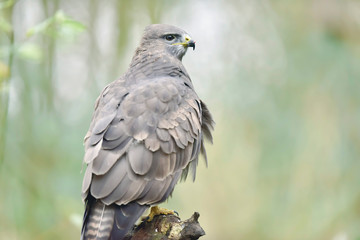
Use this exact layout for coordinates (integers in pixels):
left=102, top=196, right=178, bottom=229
left=140, top=24, right=195, bottom=61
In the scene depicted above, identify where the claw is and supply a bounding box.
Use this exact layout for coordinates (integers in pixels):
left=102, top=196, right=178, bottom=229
left=147, top=206, right=176, bottom=222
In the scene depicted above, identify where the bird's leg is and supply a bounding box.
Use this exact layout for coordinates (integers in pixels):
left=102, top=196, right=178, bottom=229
left=146, top=206, right=177, bottom=222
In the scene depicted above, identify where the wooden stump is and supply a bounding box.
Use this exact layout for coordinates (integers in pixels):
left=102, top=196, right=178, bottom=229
left=124, top=212, right=205, bottom=240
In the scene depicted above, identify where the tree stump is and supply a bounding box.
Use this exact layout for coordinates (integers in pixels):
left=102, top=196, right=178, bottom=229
left=124, top=212, right=205, bottom=240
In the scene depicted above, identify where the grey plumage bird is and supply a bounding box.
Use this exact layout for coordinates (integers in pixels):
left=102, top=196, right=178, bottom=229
left=81, top=24, right=214, bottom=240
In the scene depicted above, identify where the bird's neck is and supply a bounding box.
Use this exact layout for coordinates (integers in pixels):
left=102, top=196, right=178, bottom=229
left=124, top=47, right=190, bottom=82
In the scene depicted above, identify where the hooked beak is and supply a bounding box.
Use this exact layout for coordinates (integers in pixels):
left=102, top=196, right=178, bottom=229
left=188, top=39, right=195, bottom=50
left=172, top=36, right=196, bottom=50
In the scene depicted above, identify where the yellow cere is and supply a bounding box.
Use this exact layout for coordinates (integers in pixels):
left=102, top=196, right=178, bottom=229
left=171, top=35, right=191, bottom=46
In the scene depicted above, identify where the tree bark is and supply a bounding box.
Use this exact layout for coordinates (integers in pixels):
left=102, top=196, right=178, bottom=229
left=124, top=212, right=205, bottom=240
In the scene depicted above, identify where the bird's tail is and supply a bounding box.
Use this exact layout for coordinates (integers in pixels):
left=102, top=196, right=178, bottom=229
left=81, top=197, right=148, bottom=240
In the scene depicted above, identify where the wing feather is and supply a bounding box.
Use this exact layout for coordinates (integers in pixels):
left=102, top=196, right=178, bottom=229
left=144, top=135, right=161, bottom=151
left=90, top=156, right=128, bottom=198
left=152, top=151, right=171, bottom=180
left=92, top=111, right=117, bottom=135
left=84, top=139, right=102, bottom=164
left=127, top=143, right=153, bottom=175
left=82, top=161, right=93, bottom=197
left=82, top=77, right=214, bottom=209
left=103, top=123, right=126, bottom=141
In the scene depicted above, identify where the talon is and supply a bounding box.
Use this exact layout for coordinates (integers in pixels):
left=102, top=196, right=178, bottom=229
left=147, top=206, right=176, bottom=222
left=141, top=215, right=150, bottom=222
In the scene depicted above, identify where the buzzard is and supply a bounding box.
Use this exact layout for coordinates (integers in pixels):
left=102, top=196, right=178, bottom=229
left=81, top=24, right=214, bottom=240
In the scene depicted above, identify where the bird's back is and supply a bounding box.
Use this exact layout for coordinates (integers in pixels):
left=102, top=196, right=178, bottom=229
left=81, top=24, right=214, bottom=240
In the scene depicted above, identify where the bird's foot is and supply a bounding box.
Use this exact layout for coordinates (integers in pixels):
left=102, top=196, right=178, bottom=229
left=146, top=206, right=178, bottom=222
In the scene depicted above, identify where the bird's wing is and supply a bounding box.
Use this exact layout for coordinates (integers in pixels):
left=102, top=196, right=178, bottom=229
left=82, top=77, right=205, bottom=206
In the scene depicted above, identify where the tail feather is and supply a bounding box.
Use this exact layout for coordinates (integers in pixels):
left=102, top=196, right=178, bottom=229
left=110, top=203, right=148, bottom=239
left=82, top=199, right=115, bottom=240
left=82, top=197, right=148, bottom=240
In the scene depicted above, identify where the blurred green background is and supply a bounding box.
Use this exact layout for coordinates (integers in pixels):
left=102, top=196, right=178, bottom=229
left=1, top=0, right=360, bottom=239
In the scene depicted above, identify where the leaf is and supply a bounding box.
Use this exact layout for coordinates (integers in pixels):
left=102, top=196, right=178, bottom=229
left=57, top=19, right=86, bottom=40
left=17, top=43, right=43, bottom=61
left=26, top=10, right=86, bottom=39
left=26, top=17, right=54, bottom=37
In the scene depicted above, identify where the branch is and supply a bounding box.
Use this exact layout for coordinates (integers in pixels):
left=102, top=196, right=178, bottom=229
left=124, top=212, right=205, bottom=240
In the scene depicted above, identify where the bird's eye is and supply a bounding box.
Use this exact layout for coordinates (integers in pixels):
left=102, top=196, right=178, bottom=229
left=165, top=35, right=175, bottom=41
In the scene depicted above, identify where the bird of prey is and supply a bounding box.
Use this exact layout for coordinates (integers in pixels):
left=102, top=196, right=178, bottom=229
left=81, top=24, right=214, bottom=240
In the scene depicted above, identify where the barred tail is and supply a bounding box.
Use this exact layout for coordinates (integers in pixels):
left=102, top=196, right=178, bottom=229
left=81, top=197, right=148, bottom=240
left=81, top=199, right=115, bottom=240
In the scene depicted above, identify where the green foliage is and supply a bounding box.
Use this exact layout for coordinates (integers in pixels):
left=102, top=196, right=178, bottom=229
left=0, top=0, right=14, bottom=9
left=1, top=1, right=360, bottom=240
left=0, top=15, right=12, bottom=34
left=17, top=43, right=43, bottom=61
left=26, top=10, right=86, bottom=40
